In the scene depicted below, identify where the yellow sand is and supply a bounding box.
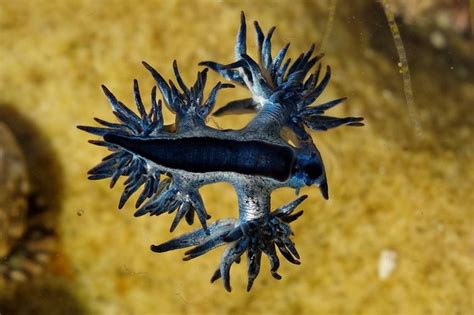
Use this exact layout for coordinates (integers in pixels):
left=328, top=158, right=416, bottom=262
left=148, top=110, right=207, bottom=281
left=0, top=1, right=472, bottom=314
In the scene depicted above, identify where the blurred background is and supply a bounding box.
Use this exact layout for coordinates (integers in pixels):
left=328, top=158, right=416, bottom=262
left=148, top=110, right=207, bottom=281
left=0, top=0, right=472, bottom=314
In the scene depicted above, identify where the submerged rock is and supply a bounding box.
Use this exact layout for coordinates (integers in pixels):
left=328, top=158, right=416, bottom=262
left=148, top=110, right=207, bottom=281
left=0, top=122, right=30, bottom=260
left=0, top=122, right=56, bottom=287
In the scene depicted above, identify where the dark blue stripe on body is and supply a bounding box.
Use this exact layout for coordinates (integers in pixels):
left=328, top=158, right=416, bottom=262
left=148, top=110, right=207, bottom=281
left=104, top=133, right=294, bottom=182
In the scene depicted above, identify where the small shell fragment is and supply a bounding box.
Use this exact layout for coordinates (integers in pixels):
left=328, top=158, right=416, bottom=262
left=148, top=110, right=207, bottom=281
left=378, top=249, right=398, bottom=280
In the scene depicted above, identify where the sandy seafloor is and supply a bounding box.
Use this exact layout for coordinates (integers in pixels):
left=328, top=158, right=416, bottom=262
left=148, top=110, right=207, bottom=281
left=0, top=0, right=473, bottom=314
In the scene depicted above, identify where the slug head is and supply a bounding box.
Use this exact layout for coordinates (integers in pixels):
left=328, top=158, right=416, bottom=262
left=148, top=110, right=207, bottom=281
left=290, top=148, right=329, bottom=199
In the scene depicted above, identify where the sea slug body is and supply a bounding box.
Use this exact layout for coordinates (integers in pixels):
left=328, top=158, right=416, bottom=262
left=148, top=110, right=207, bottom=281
left=79, top=12, right=363, bottom=291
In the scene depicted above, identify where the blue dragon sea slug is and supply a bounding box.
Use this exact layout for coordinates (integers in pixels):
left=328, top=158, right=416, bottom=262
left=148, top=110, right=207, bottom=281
left=78, top=12, right=363, bottom=292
